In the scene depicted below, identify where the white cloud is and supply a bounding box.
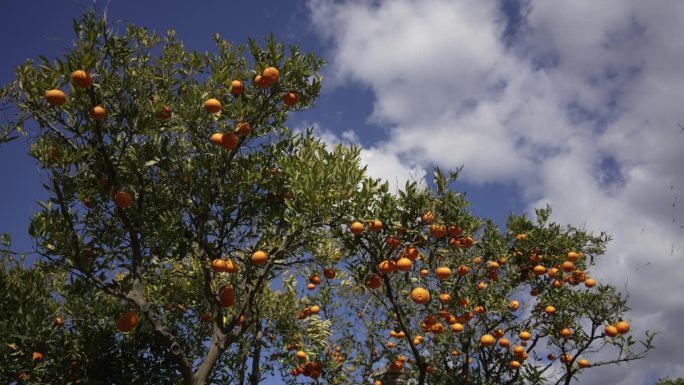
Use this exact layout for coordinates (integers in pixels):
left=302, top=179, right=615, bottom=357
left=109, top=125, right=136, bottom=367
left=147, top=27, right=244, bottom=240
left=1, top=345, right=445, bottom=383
left=308, top=0, right=684, bottom=383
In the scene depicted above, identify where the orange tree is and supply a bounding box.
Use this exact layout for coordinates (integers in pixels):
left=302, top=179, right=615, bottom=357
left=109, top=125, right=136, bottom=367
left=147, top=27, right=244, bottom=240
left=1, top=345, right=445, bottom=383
left=0, top=12, right=378, bottom=385
left=328, top=170, right=654, bottom=385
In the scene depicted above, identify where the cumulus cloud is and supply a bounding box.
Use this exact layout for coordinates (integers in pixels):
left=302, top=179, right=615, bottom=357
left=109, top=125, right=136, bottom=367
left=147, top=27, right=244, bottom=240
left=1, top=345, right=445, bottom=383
left=307, top=0, right=684, bottom=383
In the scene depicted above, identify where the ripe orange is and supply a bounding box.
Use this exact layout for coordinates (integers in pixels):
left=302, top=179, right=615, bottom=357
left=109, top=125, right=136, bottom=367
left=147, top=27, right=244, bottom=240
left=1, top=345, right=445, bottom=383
left=385, top=236, right=401, bottom=248
left=473, top=305, right=486, bottom=315
left=519, top=331, right=531, bottom=341
left=388, top=360, right=404, bottom=372
left=456, top=265, right=470, bottom=276
left=113, top=191, right=133, bottom=209
left=32, top=351, right=43, bottom=361
left=513, top=346, right=525, bottom=356
left=562, top=261, right=575, bottom=272
left=254, top=75, right=269, bottom=89
left=480, top=334, right=495, bottom=347
left=477, top=281, right=487, bottom=290
left=212, top=259, right=228, bottom=272
left=439, top=293, right=452, bottom=304
left=421, top=211, right=436, bottom=223
left=560, top=353, right=573, bottom=363
left=54, top=316, right=65, bottom=327
left=429, top=224, right=446, bottom=238
left=350, top=221, right=365, bottom=235
left=295, top=350, right=307, bottom=361
left=508, top=300, right=520, bottom=311
left=230, top=80, right=244, bottom=94
left=487, top=261, right=500, bottom=270
left=251, top=250, right=268, bottom=266
left=378, top=260, right=396, bottom=274
left=547, top=354, right=556, bottom=360
left=533, top=265, right=547, bottom=276
left=410, top=287, right=430, bottom=304
left=616, top=321, right=630, bottom=334
left=204, top=98, right=222, bottom=113
left=368, top=219, right=383, bottom=232
left=560, top=327, right=572, bottom=338
left=396, top=257, right=413, bottom=271
left=71, top=70, right=93, bottom=88
left=307, top=283, right=316, bottom=290
left=224, top=259, right=238, bottom=273
left=419, top=269, right=429, bottom=277
left=262, top=67, right=280, bottom=84
left=90, top=105, right=106, bottom=120
left=567, top=251, right=579, bottom=261
left=45, top=89, right=67, bottom=106
left=435, top=266, right=452, bottom=280
left=365, top=274, right=382, bottom=289
left=578, top=358, right=590, bottom=368
left=236, top=122, right=252, bottom=135
left=309, top=274, right=321, bottom=285
left=499, top=338, right=510, bottom=348
left=544, top=305, right=556, bottom=315
left=323, top=268, right=336, bottom=279
left=157, top=105, right=172, bottom=120
left=403, top=245, right=419, bottom=260
left=605, top=325, right=618, bottom=337
left=283, top=92, right=298, bottom=107
left=221, top=132, right=239, bottom=150
left=219, top=285, right=235, bottom=307
left=509, top=360, right=521, bottom=369
left=116, top=310, right=139, bottom=332
left=210, top=133, right=225, bottom=146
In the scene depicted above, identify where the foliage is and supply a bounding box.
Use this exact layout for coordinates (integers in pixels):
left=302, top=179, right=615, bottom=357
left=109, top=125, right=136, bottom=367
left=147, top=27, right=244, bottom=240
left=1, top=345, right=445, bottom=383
left=0, top=11, right=654, bottom=385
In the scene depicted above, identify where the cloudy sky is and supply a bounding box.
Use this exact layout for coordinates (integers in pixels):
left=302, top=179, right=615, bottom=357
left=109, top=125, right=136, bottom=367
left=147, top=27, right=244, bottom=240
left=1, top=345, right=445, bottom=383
left=1, top=1, right=683, bottom=384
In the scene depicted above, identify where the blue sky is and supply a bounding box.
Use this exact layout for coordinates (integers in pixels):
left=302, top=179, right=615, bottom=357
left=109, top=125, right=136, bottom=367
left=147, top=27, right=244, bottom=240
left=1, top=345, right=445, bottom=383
left=2, top=1, right=683, bottom=384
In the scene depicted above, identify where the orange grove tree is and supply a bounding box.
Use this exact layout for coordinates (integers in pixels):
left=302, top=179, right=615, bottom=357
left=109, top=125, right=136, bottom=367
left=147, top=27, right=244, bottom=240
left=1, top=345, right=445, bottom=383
left=0, top=11, right=654, bottom=385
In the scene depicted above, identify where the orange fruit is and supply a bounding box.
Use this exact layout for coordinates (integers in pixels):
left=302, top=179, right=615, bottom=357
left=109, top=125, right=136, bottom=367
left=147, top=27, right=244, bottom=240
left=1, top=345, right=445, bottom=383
left=295, top=350, right=307, bottom=361
left=419, top=269, right=429, bottom=277
left=378, top=260, right=396, bottom=274
left=54, top=316, right=65, bottom=327
left=547, top=354, right=556, bottom=360
left=421, top=211, right=436, bottom=223
left=480, top=334, right=495, bottom=347
left=116, top=310, right=139, bottom=332
left=560, top=327, right=572, bottom=338
left=307, top=283, right=316, bottom=290
left=323, top=268, right=336, bottom=279
left=365, top=274, right=382, bottom=289
left=262, top=67, right=280, bottom=84
left=410, top=287, right=430, bottom=304
left=236, top=122, right=251, bottom=135
left=45, top=89, right=67, bottom=106
left=210, top=133, right=225, bottom=146
left=254, top=75, right=269, bottom=89
left=456, top=265, right=470, bottom=276
left=204, top=98, right=222, bottom=113
left=451, top=322, right=463, bottom=333
left=435, top=266, right=452, bottom=280
left=439, top=293, right=452, bottom=304
left=429, top=224, right=446, bottom=238
left=616, top=321, right=630, bottom=334
left=403, top=245, right=419, bottom=260
left=230, top=80, right=244, bottom=94
left=604, top=325, right=618, bottom=337
left=90, top=105, right=106, bottom=120
left=350, top=221, right=365, bottom=235
left=368, top=219, right=383, bottom=232
left=508, top=300, right=520, bottom=311
left=560, top=353, right=573, bottom=363
left=544, top=305, right=556, bottom=315
left=487, top=261, right=500, bottom=270
left=71, top=70, right=93, bottom=88
left=32, top=351, right=43, bottom=361
left=562, top=261, right=575, bottom=272
left=385, top=236, right=401, bottom=248
left=309, top=305, right=320, bottom=314
left=396, top=257, right=413, bottom=271
left=473, top=305, right=486, bottom=315
left=567, top=251, right=579, bottom=261
left=477, top=281, right=487, bottom=290
left=533, top=265, right=547, bottom=276
left=499, top=338, right=510, bottom=348
left=113, top=191, right=133, bottom=209
left=283, top=92, right=298, bottom=107
left=388, top=360, right=404, bottom=372
left=224, top=259, right=238, bottom=273
left=513, top=346, right=525, bottom=356
left=221, top=132, right=239, bottom=150
left=309, top=274, right=321, bottom=285
left=219, top=285, right=235, bottom=307
left=251, top=250, right=268, bottom=265
left=157, top=105, right=172, bottom=120
left=519, top=331, right=531, bottom=341
left=509, top=360, right=521, bottom=369
left=578, top=358, right=590, bottom=368
left=212, top=259, right=228, bottom=272
left=548, top=267, right=559, bottom=278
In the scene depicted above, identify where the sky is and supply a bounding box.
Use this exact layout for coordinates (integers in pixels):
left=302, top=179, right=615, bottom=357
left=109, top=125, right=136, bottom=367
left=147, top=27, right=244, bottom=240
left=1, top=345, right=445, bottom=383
left=1, top=1, right=683, bottom=384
